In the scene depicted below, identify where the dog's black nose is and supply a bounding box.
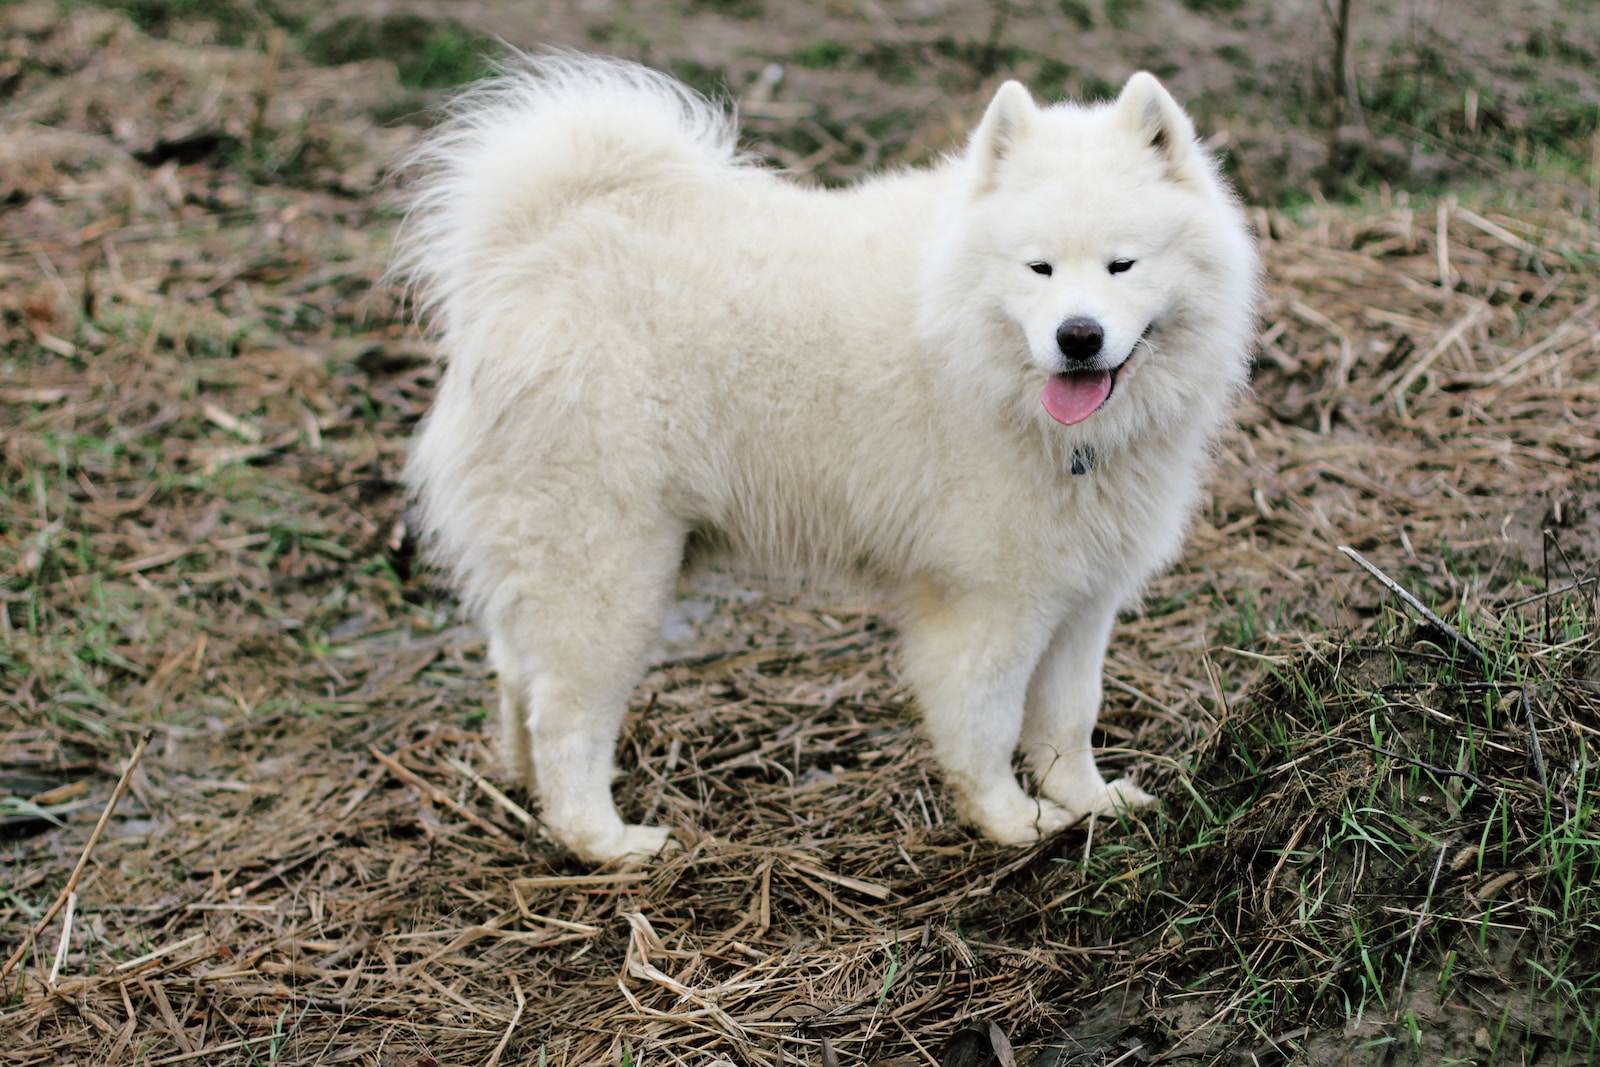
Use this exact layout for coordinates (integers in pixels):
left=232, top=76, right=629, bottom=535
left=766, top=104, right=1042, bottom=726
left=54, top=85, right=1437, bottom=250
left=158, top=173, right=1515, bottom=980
left=1056, top=317, right=1103, bottom=361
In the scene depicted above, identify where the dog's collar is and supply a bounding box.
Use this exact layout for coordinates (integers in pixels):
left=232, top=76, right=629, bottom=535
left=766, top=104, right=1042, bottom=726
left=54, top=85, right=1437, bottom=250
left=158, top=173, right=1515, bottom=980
left=1070, top=445, right=1096, bottom=476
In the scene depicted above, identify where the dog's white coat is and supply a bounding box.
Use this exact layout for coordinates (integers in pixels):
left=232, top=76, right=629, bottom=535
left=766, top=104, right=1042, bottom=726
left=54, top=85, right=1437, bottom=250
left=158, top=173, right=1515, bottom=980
left=400, top=54, right=1259, bottom=864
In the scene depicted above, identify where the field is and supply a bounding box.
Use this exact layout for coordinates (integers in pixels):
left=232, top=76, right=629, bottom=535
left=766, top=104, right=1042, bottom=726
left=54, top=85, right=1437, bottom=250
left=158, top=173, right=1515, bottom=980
left=3, top=1, right=1599, bottom=1064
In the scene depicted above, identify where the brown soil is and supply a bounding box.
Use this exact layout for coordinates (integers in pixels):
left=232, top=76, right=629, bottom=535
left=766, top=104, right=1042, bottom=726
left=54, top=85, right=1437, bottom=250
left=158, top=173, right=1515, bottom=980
left=322, top=0, right=1600, bottom=203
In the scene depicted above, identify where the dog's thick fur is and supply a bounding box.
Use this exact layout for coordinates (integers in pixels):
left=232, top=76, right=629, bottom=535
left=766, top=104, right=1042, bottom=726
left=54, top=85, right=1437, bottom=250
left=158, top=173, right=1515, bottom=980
left=400, top=54, right=1259, bottom=864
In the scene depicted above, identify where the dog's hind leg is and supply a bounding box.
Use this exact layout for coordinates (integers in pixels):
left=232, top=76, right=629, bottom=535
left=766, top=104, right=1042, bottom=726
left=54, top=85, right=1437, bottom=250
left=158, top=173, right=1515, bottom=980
left=487, top=630, right=536, bottom=795
left=486, top=520, right=685, bottom=866
left=1021, top=596, right=1154, bottom=820
left=899, top=583, right=1077, bottom=845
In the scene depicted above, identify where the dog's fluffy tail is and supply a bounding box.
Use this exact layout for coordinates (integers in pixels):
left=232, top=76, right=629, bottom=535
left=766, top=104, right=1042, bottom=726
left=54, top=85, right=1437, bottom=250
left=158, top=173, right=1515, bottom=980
left=394, top=51, right=739, bottom=337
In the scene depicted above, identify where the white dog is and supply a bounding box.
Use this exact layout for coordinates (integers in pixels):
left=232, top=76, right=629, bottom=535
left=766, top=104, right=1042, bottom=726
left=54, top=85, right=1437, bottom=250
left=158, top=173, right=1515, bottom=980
left=399, top=53, right=1258, bottom=864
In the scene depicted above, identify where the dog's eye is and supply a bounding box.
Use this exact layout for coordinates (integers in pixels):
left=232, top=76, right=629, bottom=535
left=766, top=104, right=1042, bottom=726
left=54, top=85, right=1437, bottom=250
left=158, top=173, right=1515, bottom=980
left=1028, top=262, right=1053, bottom=277
left=1108, top=259, right=1135, bottom=275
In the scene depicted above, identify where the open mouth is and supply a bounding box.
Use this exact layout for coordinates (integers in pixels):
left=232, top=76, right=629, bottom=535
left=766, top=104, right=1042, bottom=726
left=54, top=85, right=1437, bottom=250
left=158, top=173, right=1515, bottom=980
left=1041, top=362, right=1120, bottom=427
left=1039, top=325, right=1151, bottom=428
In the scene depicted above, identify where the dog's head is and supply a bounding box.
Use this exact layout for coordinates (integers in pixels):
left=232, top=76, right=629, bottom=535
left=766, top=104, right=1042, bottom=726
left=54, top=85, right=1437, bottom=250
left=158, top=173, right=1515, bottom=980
left=919, top=72, right=1258, bottom=447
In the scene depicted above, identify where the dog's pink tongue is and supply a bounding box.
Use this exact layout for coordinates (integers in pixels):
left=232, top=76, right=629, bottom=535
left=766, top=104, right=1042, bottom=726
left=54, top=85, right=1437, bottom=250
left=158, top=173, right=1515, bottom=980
left=1041, top=371, right=1112, bottom=426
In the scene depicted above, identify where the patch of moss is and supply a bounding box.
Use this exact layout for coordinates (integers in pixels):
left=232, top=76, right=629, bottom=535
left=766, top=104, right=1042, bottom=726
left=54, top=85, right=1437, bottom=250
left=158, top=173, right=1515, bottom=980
left=793, top=38, right=849, bottom=70
left=686, top=0, right=763, bottom=19
left=92, top=0, right=304, bottom=45
left=666, top=59, right=731, bottom=100
left=305, top=13, right=493, bottom=90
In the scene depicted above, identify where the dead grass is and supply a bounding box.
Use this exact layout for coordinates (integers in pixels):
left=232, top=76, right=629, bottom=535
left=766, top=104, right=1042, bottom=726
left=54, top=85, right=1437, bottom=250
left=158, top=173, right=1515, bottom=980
left=3, top=5, right=1599, bottom=1065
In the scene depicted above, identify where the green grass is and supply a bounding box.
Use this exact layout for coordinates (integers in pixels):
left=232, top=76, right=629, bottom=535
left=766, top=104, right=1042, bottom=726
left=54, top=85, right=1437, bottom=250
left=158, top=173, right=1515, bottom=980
left=302, top=12, right=493, bottom=90
left=88, top=0, right=305, bottom=44
left=75, top=2, right=494, bottom=91
left=792, top=38, right=849, bottom=70
left=1044, top=561, right=1600, bottom=1061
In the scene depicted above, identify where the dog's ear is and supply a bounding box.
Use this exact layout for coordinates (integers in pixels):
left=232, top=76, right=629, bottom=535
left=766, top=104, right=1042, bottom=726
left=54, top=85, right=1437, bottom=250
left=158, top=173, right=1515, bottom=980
left=968, top=80, right=1037, bottom=193
left=1115, top=72, right=1199, bottom=179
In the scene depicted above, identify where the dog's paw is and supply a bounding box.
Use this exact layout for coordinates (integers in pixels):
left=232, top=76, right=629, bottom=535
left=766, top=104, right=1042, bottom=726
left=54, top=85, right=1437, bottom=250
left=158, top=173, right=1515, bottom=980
left=565, top=822, right=677, bottom=868
left=606, top=824, right=678, bottom=871
left=1041, top=772, right=1156, bottom=820
left=972, top=794, right=1077, bottom=846
left=1091, top=777, right=1156, bottom=817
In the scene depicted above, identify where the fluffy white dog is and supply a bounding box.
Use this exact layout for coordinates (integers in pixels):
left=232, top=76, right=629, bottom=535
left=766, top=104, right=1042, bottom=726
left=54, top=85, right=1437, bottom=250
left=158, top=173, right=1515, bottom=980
left=399, top=53, right=1259, bottom=864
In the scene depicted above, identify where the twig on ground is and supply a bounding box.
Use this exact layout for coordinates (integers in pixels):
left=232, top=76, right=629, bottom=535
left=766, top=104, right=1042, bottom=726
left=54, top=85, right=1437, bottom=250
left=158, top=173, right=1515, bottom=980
left=45, top=892, right=75, bottom=987
left=369, top=744, right=513, bottom=839
left=1521, top=687, right=1548, bottom=790
left=1338, top=546, right=1490, bottom=670
left=1327, top=736, right=1494, bottom=793
left=1395, top=842, right=1447, bottom=1012
left=484, top=975, right=526, bottom=1067
left=443, top=754, right=535, bottom=826
left=1499, top=577, right=1599, bottom=611
left=0, top=728, right=154, bottom=992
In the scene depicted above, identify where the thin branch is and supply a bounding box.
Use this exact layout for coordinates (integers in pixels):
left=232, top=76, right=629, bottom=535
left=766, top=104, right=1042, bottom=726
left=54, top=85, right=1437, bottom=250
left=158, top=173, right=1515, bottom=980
left=484, top=975, right=526, bottom=1067
left=45, top=892, right=76, bottom=987
left=1521, top=687, right=1548, bottom=790
left=1395, top=842, right=1447, bottom=1011
left=1, top=728, right=154, bottom=991
left=1328, top=735, right=1494, bottom=793
left=1499, top=576, right=1598, bottom=611
left=1338, top=546, right=1490, bottom=671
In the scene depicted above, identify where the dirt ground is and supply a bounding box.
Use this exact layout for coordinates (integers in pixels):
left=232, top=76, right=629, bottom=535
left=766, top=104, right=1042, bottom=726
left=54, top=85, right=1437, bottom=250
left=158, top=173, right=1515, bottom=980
left=313, top=0, right=1600, bottom=203
left=2, top=1, right=1599, bottom=1065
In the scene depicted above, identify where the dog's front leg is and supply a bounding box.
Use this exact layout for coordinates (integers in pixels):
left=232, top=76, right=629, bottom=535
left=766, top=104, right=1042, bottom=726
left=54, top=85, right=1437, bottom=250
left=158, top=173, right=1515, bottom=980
left=899, top=584, right=1075, bottom=845
left=1021, top=595, right=1155, bottom=820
